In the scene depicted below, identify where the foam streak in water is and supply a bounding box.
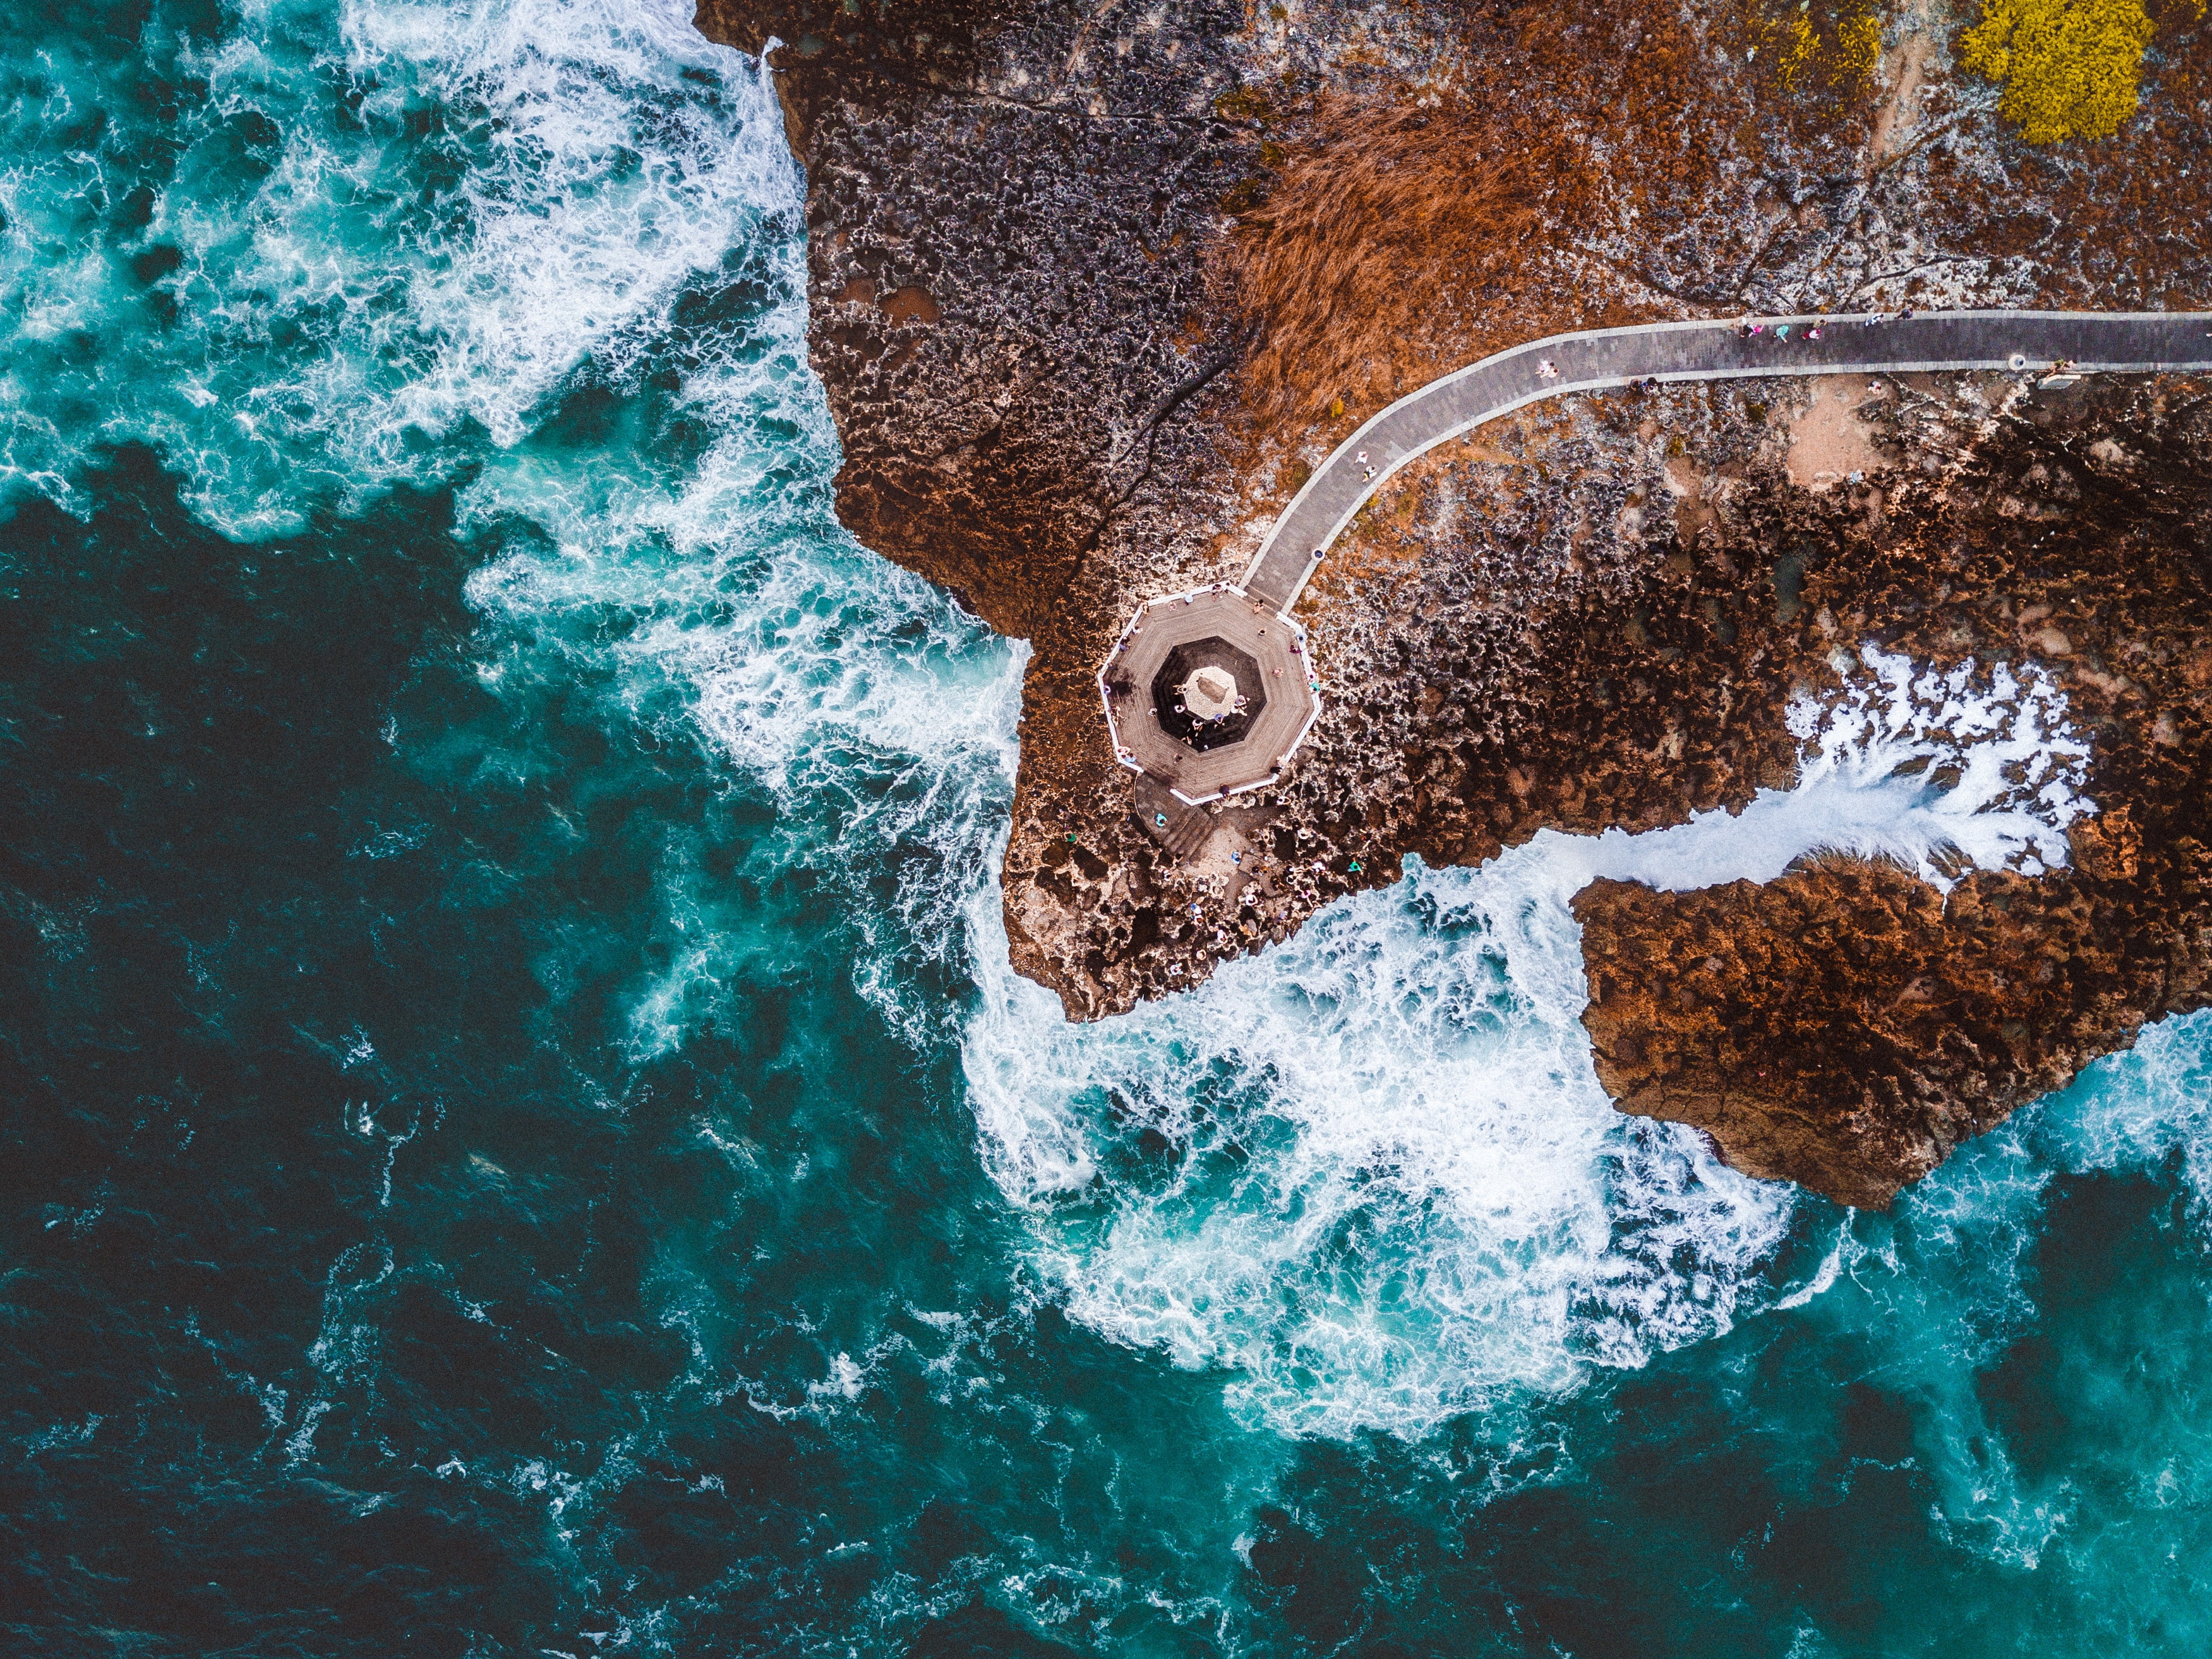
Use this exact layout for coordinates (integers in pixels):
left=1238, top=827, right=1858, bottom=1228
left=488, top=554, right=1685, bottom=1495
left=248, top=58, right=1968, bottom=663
left=962, top=838, right=1798, bottom=1440
left=958, top=643, right=2096, bottom=1439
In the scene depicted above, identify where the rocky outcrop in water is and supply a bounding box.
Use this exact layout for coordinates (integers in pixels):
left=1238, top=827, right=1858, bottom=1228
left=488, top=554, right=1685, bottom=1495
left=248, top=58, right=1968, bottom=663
left=1578, top=379, right=2212, bottom=1205
left=695, top=0, right=2212, bottom=1205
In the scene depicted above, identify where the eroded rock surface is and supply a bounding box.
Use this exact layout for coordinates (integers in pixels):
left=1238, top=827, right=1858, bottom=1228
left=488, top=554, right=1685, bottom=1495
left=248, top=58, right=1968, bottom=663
left=693, top=0, right=2212, bottom=1202
left=1578, top=382, right=2212, bottom=1205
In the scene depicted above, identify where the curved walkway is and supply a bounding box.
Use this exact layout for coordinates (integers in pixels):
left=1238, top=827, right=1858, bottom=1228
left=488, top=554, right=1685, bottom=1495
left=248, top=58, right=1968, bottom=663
left=1240, top=309, right=2212, bottom=614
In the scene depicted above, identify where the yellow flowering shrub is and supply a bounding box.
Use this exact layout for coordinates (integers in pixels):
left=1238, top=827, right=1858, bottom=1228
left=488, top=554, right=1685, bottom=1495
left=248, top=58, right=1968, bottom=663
left=1959, top=0, right=2158, bottom=142
left=1778, top=0, right=1885, bottom=93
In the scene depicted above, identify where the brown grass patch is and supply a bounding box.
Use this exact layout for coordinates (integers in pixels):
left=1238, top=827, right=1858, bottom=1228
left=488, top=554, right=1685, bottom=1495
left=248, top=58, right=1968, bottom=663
left=1223, top=92, right=1588, bottom=425
left=1217, top=1, right=1802, bottom=437
left=1215, top=0, right=2211, bottom=462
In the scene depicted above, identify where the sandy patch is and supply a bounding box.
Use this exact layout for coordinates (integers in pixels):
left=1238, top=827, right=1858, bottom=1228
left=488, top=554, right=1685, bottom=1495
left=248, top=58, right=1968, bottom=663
left=1185, top=810, right=1258, bottom=885
left=1870, top=29, right=1935, bottom=164
left=1788, top=376, right=1887, bottom=491
left=1663, top=452, right=1721, bottom=543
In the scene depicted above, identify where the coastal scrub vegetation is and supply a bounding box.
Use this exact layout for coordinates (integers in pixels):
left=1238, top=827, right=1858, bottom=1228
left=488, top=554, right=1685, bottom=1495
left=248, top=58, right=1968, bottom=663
left=1763, top=0, right=1885, bottom=100
left=1221, top=0, right=2212, bottom=442
left=1223, top=92, right=1586, bottom=424
left=1220, top=1, right=1788, bottom=426
left=1959, top=0, right=2169, bottom=141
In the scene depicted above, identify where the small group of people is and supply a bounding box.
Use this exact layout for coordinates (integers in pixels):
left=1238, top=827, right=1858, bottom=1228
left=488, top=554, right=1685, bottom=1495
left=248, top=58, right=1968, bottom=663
left=1738, top=306, right=1918, bottom=342
left=1740, top=318, right=1827, bottom=341
left=1170, top=702, right=1246, bottom=723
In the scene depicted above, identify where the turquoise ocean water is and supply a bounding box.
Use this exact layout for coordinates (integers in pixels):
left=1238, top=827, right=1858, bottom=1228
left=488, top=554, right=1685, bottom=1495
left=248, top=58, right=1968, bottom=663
left=6, top=2, right=2212, bottom=1651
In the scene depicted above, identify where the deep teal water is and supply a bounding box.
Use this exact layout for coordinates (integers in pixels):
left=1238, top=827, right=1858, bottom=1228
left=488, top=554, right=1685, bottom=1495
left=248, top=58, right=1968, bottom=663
left=6, top=2, right=2212, bottom=1653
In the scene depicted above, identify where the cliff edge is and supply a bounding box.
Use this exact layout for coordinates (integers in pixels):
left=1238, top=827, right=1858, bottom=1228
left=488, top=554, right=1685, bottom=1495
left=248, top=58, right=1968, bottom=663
left=694, top=0, right=2212, bottom=1205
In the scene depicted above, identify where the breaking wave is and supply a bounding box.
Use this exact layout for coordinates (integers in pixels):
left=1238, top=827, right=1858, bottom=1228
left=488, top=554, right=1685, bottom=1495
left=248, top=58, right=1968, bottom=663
left=956, top=635, right=2110, bottom=1439
left=21, top=0, right=2209, bottom=1474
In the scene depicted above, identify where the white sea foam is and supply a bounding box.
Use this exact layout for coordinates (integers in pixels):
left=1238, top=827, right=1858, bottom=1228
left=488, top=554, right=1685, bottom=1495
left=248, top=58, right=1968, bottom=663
left=1784, top=644, right=2092, bottom=882
left=353, top=0, right=1025, bottom=1053
left=49, top=0, right=2172, bottom=1466
left=963, top=847, right=1793, bottom=1440
left=957, top=644, right=2100, bottom=1439
left=3, top=0, right=796, bottom=531
left=1522, top=644, right=2093, bottom=903
left=334, top=0, right=796, bottom=450
left=2035, top=1008, right=2212, bottom=1204
left=1726, top=1011, right=2212, bottom=1575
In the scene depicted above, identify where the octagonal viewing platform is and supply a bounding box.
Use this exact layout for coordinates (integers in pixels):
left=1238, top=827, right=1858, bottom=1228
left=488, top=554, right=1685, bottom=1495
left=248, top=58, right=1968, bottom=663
left=1098, top=586, right=1321, bottom=806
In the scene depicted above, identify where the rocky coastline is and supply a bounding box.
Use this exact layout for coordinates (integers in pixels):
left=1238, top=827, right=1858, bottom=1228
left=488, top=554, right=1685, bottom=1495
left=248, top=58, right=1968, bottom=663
left=694, top=0, right=2212, bottom=1205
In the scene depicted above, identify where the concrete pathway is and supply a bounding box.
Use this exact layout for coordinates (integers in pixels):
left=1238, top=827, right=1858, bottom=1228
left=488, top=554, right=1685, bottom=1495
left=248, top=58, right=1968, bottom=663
left=1241, top=309, right=2212, bottom=613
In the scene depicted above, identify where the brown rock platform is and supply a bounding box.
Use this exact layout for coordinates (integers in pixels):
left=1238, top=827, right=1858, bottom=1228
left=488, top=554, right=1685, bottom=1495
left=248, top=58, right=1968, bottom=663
left=692, top=0, right=2212, bottom=1205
